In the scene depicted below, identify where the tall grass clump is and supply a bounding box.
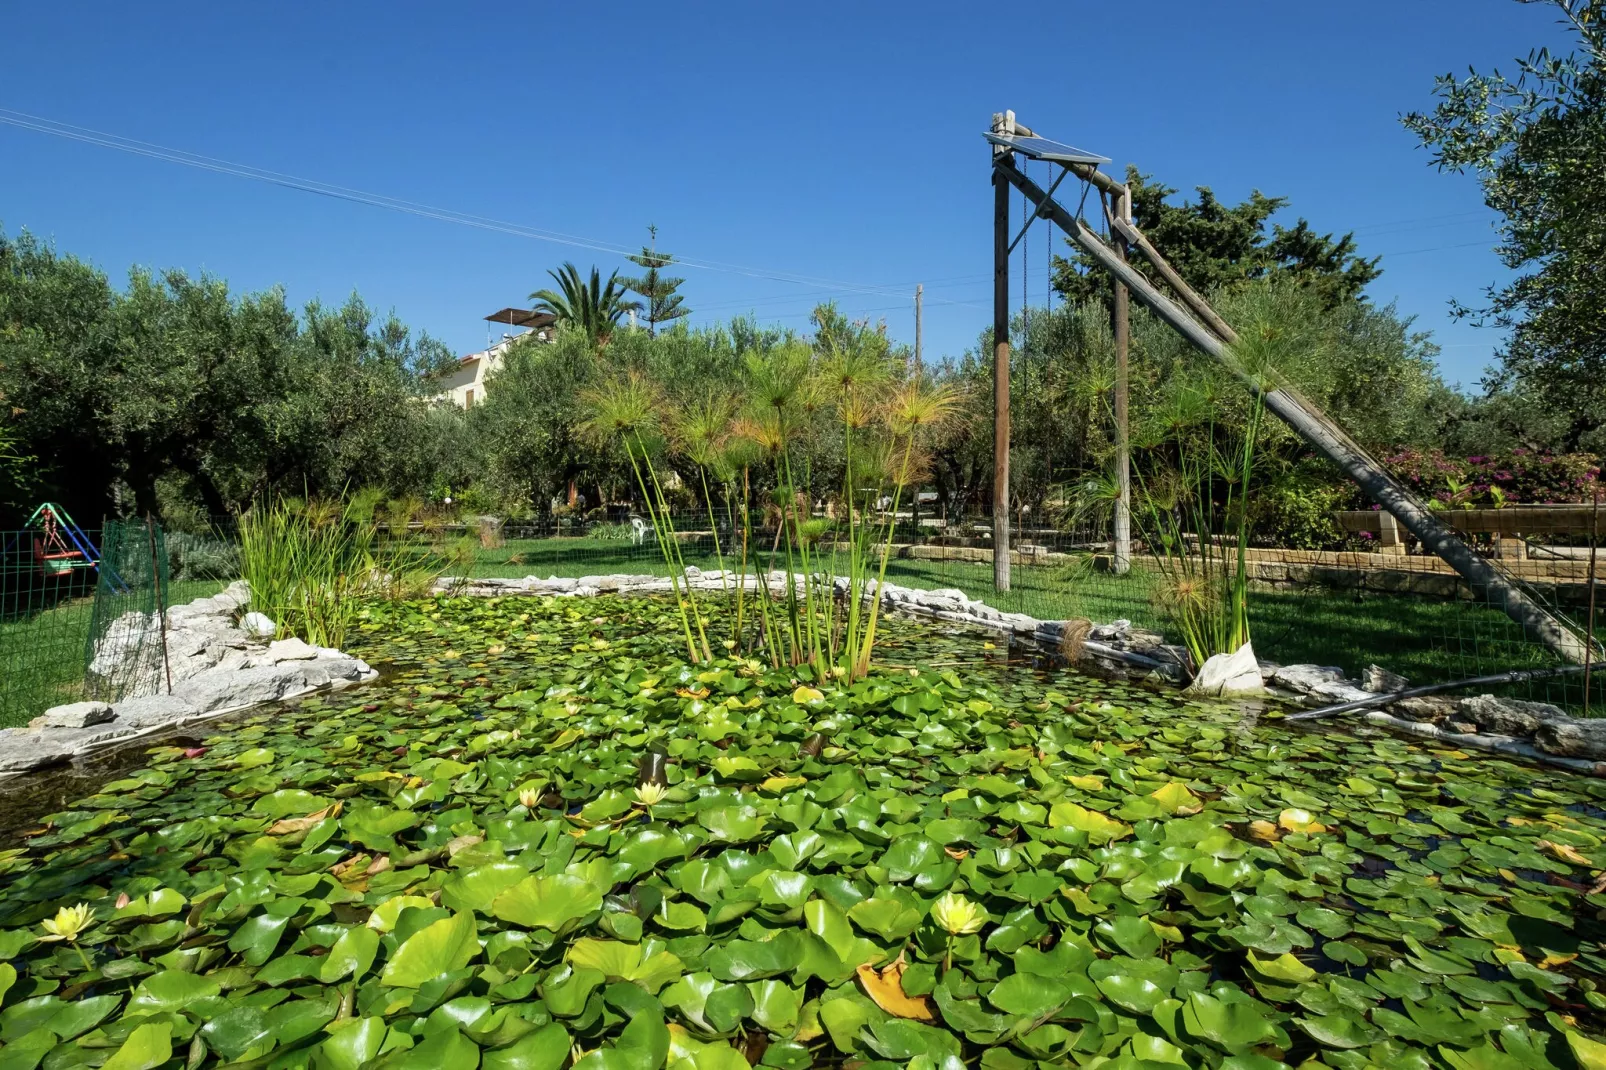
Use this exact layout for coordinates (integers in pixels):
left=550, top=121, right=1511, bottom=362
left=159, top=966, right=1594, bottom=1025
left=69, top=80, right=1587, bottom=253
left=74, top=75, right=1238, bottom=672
left=1130, top=373, right=1263, bottom=669
left=579, top=372, right=712, bottom=663
left=239, top=492, right=474, bottom=648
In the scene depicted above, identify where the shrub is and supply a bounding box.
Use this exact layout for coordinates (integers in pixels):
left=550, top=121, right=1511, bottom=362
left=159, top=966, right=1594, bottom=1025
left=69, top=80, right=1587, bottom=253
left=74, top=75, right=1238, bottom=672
left=1381, top=448, right=1599, bottom=508
left=1249, top=470, right=1350, bottom=550
left=166, top=531, right=241, bottom=581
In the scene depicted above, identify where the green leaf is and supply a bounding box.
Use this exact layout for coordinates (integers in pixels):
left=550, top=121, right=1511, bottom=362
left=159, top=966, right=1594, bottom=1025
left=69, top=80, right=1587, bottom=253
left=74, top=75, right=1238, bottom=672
left=101, top=1021, right=174, bottom=1070
left=44, top=994, right=121, bottom=1041
left=199, top=1005, right=271, bottom=1062
left=663, top=973, right=753, bottom=1034
left=494, top=874, right=604, bottom=932
left=319, top=924, right=381, bottom=982
left=483, top=1021, right=572, bottom=1070
left=707, top=933, right=804, bottom=981
left=1089, top=957, right=1178, bottom=1014
left=382, top=910, right=481, bottom=988
left=747, top=979, right=801, bottom=1033
left=1247, top=950, right=1317, bottom=983
left=443, top=862, right=531, bottom=914
left=1095, top=915, right=1162, bottom=958
left=126, top=969, right=220, bottom=1014
left=390, top=1025, right=483, bottom=1070
left=1181, top=990, right=1279, bottom=1053
left=1296, top=1013, right=1379, bottom=1049
left=847, top=897, right=922, bottom=941
left=987, top=973, right=1075, bottom=1018
left=321, top=1017, right=390, bottom=1070
left=698, top=806, right=766, bottom=843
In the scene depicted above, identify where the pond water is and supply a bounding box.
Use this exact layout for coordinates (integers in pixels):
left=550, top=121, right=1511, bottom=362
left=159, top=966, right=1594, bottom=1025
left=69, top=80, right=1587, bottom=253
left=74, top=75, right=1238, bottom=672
left=0, top=593, right=1603, bottom=1070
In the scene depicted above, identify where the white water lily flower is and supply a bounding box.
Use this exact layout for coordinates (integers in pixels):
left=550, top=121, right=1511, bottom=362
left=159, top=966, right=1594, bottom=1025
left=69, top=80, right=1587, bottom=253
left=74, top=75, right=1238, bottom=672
left=40, top=903, right=94, bottom=943
left=931, top=892, right=986, bottom=935
left=634, top=782, right=668, bottom=807
left=517, top=785, right=542, bottom=809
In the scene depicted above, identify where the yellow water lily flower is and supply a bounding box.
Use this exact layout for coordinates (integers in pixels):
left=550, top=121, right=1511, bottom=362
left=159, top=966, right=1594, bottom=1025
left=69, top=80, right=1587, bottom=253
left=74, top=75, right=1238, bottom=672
left=40, top=903, right=94, bottom=943
left=931, top=892, right=986, bottom=935
left=634, top=782, right=668, bottom=807
left=517, top=785, right=543, bottom=809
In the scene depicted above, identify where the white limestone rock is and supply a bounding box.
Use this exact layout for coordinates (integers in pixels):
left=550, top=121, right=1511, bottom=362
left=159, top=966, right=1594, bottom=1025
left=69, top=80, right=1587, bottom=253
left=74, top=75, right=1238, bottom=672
left=1270, top=664, right=1349, bottom=695
left=173, top=664, right=310, bottom=713
left=113, top=694, right=201, bottom=729
left=240, top=612, right=277, bottom=640
left=34, top=701, right=114, bottom=729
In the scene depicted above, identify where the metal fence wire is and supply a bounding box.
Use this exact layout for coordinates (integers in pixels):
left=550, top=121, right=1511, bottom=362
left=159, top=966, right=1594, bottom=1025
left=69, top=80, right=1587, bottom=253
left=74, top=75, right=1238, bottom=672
left=83, top=519, right=172, bottom=706
left=0, top=528, right=106, bottom=726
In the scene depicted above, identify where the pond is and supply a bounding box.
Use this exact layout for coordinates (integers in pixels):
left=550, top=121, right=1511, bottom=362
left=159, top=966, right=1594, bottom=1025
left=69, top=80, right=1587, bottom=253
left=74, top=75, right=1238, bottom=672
left=0, top=593, right=1604, bottom=1070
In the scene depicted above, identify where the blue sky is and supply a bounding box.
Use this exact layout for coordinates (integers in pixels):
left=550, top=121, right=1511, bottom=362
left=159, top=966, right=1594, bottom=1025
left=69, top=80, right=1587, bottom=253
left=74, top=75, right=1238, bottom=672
left=0, top=1, right=1573, bottom=388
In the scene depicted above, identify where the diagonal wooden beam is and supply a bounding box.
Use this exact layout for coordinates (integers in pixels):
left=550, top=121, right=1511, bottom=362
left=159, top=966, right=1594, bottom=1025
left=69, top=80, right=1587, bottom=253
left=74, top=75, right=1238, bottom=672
left=994, top=154, right=1591, bottom=665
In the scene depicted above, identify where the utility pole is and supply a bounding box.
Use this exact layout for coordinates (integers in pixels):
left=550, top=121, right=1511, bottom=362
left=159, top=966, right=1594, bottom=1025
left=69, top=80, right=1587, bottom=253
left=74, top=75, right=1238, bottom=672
left=914, top=283, right=923, bottom=374
left=1111, top=186, right=1133, bottom=574
left=991, top=111, right=1013, bottom=592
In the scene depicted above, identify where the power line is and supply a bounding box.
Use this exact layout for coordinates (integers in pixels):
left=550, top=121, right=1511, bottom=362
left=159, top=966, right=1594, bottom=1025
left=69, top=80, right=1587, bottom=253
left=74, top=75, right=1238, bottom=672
left=0, top=107, right=986, bottom=312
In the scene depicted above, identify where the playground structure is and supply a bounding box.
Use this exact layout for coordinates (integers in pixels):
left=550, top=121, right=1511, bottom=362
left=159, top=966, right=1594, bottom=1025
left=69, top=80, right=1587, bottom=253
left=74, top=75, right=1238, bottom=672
left=17, top=503, right=104, bottom=579
left=983, top=110, right=1598, bottom=668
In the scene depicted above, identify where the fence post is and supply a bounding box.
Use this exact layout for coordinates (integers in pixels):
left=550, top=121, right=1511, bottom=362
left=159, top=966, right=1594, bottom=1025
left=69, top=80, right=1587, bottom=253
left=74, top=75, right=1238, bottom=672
left=146, top=516, right=172, bottom=695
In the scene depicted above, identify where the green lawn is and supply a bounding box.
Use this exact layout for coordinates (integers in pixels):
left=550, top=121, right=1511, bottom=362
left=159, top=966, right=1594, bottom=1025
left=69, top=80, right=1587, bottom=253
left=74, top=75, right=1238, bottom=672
left=0, top=578, right=228, bottom=728
left=473, top=536, right=1601, bottom=709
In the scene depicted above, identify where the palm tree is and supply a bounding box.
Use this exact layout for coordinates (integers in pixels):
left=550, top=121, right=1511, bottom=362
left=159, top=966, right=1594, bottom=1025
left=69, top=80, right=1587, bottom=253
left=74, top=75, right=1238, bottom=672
left=529, top=263, right=643, bottom=348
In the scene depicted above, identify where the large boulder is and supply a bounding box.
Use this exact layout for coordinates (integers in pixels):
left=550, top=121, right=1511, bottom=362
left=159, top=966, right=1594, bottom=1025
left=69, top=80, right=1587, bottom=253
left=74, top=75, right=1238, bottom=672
left=1389, top=695, right=1458, bottom=723
left=1459, top=695, right=1570, bottom=737
left=172, top=664, right=311, bottom=714
left=1536, top=718, right=1606, bottom=760
left=113, top=694, right=201, bottom=729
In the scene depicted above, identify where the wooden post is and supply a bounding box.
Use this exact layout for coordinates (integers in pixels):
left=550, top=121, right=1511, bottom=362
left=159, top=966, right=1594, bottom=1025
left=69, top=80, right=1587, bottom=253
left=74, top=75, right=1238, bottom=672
left=914, top=283, right=923, bottom=373
left=993, top=153, right=1591, bottom=664
left=991, top=112, right=1012, bottom=591
left=1112, top=217, right=1239, bottom=345
left=1111, top=188, right=1133, bottom=575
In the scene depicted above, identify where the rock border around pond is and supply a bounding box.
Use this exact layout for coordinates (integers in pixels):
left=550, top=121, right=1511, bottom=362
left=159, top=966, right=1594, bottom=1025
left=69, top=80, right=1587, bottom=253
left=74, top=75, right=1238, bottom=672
left=0, top=581, right=377, bottom=777
left=443, top=569, right=1606, bottom=773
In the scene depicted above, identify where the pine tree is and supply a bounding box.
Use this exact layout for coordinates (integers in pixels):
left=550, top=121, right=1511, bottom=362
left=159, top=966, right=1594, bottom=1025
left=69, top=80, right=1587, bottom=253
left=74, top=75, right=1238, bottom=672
left=621, top=225, right=690, bottom=337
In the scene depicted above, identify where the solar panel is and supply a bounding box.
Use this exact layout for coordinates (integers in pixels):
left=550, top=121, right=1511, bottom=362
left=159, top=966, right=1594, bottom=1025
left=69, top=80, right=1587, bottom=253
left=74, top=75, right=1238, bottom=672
left=983, top=132, right=1110, bottom=165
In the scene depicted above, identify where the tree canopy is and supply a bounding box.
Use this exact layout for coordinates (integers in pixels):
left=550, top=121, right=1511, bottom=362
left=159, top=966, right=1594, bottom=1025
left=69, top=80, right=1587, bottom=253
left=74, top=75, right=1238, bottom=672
left=529, top=262, right=642, bottom=348
left=621, top=226, right=691, bottom=337
left=1402, top=0, right=1606, bottom=451
left=1052, top=169, right=1382, bottom=309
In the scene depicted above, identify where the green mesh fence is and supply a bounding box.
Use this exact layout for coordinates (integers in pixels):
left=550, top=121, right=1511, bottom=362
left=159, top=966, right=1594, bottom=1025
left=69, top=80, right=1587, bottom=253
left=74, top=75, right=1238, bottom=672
left=83, top=520, right=172, bottom=707
left=0, top=528, right=106, bottom=727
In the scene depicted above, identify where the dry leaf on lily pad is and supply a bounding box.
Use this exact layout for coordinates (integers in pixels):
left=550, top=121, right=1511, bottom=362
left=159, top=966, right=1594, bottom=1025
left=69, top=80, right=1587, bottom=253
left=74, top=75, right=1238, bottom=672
left=856, top=960, right=935, bottom=1022
left=266, top=802, right=341, bottom=836
left=1248, top=820, right=1281, bottom=843
left=1537, top=839, right=1594, bottom=867
left=1277, top=808, right=1328, bottom=835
